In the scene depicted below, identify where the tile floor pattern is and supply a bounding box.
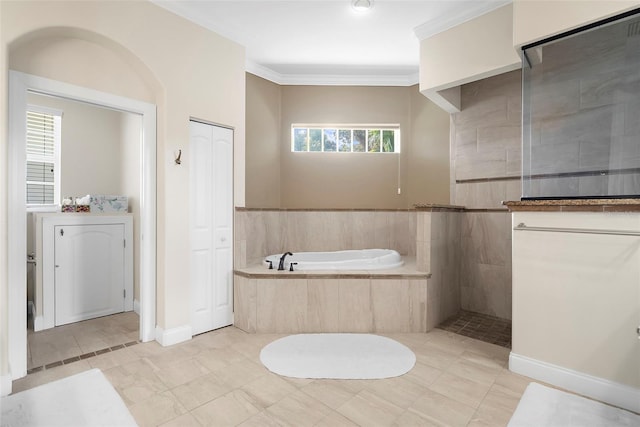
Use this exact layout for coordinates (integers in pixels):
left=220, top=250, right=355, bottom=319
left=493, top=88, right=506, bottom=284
left=438, top=311, right=512, bottom=349
left=27, top=311, right=140, bottom=372
left=14, top=325, right=538, bottom=427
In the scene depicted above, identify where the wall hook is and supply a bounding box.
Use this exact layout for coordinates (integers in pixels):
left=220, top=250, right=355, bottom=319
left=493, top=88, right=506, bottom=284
left=175, top=149, right=182, bottom=165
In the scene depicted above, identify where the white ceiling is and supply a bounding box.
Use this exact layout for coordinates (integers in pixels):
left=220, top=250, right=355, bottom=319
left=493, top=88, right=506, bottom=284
left=153, top=0, right=511, bottom=86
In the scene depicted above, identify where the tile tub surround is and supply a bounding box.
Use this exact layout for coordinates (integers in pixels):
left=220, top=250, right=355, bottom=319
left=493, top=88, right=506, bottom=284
left=234, top=258, right=432, bottom=334
left=234, top=208, right=418, bottom=269
left=235, top=206, right=466, bottom=333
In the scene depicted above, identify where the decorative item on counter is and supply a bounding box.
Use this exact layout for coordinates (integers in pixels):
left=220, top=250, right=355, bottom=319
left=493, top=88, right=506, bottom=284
left=89, top=195, right=128, bottom=213
left=61, top=197, right=75, bottom=212
left=75, top=195, right=91, bottom=212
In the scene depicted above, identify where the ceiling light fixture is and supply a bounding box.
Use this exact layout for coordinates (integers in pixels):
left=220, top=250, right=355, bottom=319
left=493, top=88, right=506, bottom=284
left=351, top=0, right=373, bottom=12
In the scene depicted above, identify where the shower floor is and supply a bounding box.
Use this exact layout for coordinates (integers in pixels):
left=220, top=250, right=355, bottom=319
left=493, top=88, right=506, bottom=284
left=437, top=310, right=512, bottom=348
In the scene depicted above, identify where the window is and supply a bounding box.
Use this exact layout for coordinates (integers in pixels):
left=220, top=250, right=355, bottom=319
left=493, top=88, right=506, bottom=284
left=26, top=106, right=62, bottom=208
left=292, top=125, right=400, bottom=153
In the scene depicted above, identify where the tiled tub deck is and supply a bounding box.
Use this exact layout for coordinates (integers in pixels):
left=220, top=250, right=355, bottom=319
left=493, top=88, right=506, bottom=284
left=233, top=258, right=438, bottom=334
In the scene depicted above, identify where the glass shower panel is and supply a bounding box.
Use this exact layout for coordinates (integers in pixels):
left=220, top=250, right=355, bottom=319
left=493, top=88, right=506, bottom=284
left=522, top=11, right=640, bottom=199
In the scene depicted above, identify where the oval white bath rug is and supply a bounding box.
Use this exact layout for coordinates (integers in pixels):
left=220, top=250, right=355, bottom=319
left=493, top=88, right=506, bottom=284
left=259, top=333, right=416, bottom=379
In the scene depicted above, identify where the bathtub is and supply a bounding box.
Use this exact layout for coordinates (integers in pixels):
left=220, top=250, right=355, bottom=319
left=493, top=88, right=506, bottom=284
left=264, top=249, right=403, bottom=271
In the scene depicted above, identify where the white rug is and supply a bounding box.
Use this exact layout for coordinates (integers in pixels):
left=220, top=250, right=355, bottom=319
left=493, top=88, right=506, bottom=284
left=508, top=383, right=640, bottom=427
left=259, top=333, right=416, bottom=379
left=1, top=369, right=137, bottom=427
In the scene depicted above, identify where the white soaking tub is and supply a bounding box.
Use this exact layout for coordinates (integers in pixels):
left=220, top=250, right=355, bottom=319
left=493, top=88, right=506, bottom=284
left=264, top=249, right=403, bottom=271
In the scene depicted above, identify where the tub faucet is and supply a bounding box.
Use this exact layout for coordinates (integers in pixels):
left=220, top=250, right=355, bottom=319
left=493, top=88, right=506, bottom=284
left=278, top=252, right=293, bottom=271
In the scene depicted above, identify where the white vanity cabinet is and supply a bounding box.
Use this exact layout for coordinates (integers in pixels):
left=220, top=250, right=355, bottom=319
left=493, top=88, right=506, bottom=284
left=510, top=210, right=640, bottom=413
left=35, top=213, right=133, bottom=330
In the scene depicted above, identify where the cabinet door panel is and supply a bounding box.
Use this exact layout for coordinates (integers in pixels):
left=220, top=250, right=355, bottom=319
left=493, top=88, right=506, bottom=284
left=54, top=224, right=125, bottom=326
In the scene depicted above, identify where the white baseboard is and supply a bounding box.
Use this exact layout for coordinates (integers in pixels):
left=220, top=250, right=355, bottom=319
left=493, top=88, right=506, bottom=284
left=133, top=299, right=140, bottom=315
left=509, top=352, right=640, bottom=413
left=155, top=324, right=192, bottom=347
left=33, top=315, right=44, bottom=332
left=1, top=372, right=12, bottom=397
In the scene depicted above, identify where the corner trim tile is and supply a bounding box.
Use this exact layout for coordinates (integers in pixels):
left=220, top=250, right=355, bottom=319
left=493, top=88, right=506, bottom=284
left=509, top=352, right=640, bottom=414
left=155, top=324, right=192, bottom=347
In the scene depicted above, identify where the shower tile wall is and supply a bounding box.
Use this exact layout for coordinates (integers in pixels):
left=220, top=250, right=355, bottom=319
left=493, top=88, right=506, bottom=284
left=451, top=69, right=522, bottom=320
left=524, top=18, right=640, bottom=198
left=460, top=212, right=512, bottom=320
left=234, top=209, right=417, bottom=268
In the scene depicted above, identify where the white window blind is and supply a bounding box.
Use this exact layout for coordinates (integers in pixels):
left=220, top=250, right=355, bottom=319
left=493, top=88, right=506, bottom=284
left=26, top=107, right=61, bottom=206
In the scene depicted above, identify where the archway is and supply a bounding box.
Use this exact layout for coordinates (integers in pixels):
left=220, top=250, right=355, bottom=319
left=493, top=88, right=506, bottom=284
left=7, top=27, right=160, bottom=381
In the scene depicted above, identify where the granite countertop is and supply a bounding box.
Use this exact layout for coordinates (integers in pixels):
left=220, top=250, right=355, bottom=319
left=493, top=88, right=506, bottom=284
left=503, top=199, right=640, bottom=212
left=412, top=203, right=465, bottom=211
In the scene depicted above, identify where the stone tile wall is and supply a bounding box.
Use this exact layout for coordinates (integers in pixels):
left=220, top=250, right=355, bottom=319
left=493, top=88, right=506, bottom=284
left=451, top=70, right=522, bottom=320
left=235, top=209, right=416, bottom=268
left=460, top=212, right=512, bottom=319
left=416, top=211, right=463, bottom=328
left=525, top=19, right=640, bottom=198
left=233, top=275, right=428, bottom=334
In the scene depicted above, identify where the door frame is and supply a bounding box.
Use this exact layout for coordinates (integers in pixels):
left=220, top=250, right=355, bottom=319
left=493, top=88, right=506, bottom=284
left=8, top=71, right=157, bottom=381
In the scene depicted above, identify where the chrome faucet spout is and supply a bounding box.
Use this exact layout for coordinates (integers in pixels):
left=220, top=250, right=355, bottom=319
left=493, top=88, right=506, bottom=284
left=278, top=252, right=293, bottom=271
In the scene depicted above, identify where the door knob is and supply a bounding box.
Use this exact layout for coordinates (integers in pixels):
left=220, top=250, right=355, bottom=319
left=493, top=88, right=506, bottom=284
left=221, top=237, right=227, bottom=242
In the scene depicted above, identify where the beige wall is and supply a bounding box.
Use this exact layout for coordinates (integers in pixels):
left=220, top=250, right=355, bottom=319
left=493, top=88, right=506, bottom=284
left=280, top=85, right=410, bottom=209
left=513, top=0, right=640, bottom=48
left=511, top=210, right=640, bottom=412
left=407, top=87, right=451, bottom=206
left=27, top=94, right=125, bottom=197
left=245, top=79, right=451, bottom=209
left=419, top=4, right=521, bottom=112
left=1, top=0, right=246, bottom=381
left=245, top=74, right=281, bottom=207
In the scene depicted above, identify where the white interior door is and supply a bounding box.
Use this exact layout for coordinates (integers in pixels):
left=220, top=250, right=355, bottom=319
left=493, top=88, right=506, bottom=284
left=190, top=120, right=234, bottom=335
left=54, top=224, right=125, bottom=326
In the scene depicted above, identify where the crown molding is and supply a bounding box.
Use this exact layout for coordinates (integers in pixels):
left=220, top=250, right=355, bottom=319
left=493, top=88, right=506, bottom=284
left=414, top=0, right=512, bottom=41
left=246, top=60, right=418, bottom=87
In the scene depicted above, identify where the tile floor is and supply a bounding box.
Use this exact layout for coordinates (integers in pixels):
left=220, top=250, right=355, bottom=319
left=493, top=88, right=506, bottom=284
left=14, top=325, right=537, bottom=427
left=27, top=311, right=140, bottom=372
left=438, top=311, right=512, bottom=349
